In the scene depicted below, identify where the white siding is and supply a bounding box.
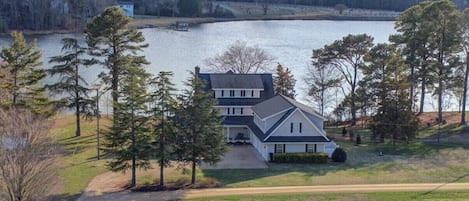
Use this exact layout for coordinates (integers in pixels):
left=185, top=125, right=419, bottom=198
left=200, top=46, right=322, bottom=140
left=254, top=113, right=265, bottom=133
left=265, top=110, right=288, bottom=131
left=251, top=132, right=269, bottom=161
left=305, top=112, right=324, bottom=131
left=253, top=90, right=260, bottom=98
left=285, top=144, right=305, bottom=153
left=271, top=110, right=323, bottom=137
left=215, top=90, right=222, bottom=98
left=216, top=106, right=253, bottom=116
left=213, top=89, right=262, bottom=98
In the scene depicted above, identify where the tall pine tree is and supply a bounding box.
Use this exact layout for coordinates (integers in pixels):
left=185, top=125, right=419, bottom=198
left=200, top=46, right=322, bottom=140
left=47, top=38, right=96, bottom=137
left=173, top=72, right=227, bottom=184
left=149, top=71, right=177, bottom=186
left=85, top=6, right=149, bottom=120
left=273, top=63, right=296, bottom=99
left=104, top=59, right=152, bottom=188
left=0, top=31, right=51, bottom=115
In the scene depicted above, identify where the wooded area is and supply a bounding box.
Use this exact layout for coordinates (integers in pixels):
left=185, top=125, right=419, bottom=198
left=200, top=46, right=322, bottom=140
left=0, top=0, right=115, bottom=31
left=226, top=0, right=468, bottom=11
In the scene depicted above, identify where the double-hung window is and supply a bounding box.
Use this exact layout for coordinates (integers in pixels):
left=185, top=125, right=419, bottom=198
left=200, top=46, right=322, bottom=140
left=275, top=144, right=284, bottom=153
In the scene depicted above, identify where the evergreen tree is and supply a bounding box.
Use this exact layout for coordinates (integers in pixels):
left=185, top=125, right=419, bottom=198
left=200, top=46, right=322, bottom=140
left=460, top=8, right=469, bottom=125
left=366, top=44, right=419, bottom=146
left=47, top=38, right=96, bottom=137
left=104, top=59, right=152, bottom=188
left=149, top=71, right=177, bottom=186
left=322, top=34, right=374, bottom=125
left=274, top=63, right=296, bottom=99
left=422, top=0, right=462, bottom=124
left=173, top=72, right=227, bottom=184
left=390, top=2, right=430, bottom=112
left=85, top=6, right=149, bottom=121
left=306, top=49, right=341, bottom=116
left=0, top=31, right=51, bottom=115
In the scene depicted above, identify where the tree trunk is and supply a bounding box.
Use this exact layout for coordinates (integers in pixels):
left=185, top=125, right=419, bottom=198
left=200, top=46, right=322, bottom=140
left=131, top=102, right=136, bottom=187
left=191, top=130, right=197, bottom=185
left=159, top=111, right=165, bottom=186
left=191, top=160, right=196, bottom=185
left=419, top=67, right=426, bottom=115
left=350, top=65, right=357, bottom=126
left=461, top=51, right=469, bottom=125
left=75, top=58, right=81, bottom=137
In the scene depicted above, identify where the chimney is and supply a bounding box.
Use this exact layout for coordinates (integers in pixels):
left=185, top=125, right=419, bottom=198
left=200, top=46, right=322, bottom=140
left=195, top=66, right=200, bottom=76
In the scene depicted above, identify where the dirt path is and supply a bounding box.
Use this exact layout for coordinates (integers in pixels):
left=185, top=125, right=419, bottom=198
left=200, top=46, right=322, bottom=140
left=78, top=183, right=469, bottom=201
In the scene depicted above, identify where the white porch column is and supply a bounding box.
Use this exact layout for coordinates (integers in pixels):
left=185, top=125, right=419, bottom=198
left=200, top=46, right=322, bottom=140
left=226, top=127, right=230, bottom=142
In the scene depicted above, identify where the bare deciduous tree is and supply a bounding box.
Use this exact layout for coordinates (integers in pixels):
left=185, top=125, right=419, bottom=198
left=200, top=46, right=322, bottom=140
left=205, top=41, right=274, bottom=74
left=0, top=108, right=58, bottom=201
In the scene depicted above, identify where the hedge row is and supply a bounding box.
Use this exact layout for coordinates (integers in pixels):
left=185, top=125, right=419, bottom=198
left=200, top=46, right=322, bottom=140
left=273, top=152, right=328, bottom=164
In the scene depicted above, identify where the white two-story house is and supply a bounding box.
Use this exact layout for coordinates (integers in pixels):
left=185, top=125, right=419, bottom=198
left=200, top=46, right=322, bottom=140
left=197, top=67, right=336, bottom=161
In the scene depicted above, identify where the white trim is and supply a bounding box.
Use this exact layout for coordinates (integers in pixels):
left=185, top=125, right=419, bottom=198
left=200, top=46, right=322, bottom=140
left=264, top=142, right=326, bottom=145
left=262, top=108, right=330, bottom=142
left=214, top=106, right=251, bottom=108
left=302, top=109, right=328, bottom=121
left=212, top=88, right=264, bottom=91
left=297, top=109, right=330, bottom=141
left=258, top=106, right=294, bottom=121
left=262, top=108, right=298, bottom=141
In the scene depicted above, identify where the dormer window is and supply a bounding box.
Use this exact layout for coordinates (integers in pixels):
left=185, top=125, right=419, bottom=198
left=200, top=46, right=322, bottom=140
left=251, top=90, right=254, bottom=97
left=230, top=90, right=235, bottom=97
left=241, top=90, right=246, bottom=97
left=221, top=90, right=224, bottom=97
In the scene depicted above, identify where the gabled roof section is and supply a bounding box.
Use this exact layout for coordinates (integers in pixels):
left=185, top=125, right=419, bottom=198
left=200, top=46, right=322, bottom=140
left=198, top=70, right=275, bottom=106
left=251, top=95, right=293, bottom=119
left=210, top=74, right=264, bottom=89
left=252, top=94, right=326, bottom=120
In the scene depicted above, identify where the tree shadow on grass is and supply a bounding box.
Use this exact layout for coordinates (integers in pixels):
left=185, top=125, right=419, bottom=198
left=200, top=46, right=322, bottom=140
left=48, top=193, right=81, bottom=201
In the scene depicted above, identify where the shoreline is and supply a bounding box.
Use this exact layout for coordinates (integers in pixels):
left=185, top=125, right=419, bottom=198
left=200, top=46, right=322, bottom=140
left=129, top=14, right=396, bottom=30
left=1, top=14, right=395, bottom=36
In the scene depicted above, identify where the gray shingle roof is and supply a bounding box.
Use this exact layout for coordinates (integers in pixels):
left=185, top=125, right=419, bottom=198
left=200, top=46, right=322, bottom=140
left=251, top=95, right=293, bottom=119
left=198, top=72, right=275, bottom=106
left=210, top=74, right=264, bottom=89
left=252, top=94, right=324, bottom=120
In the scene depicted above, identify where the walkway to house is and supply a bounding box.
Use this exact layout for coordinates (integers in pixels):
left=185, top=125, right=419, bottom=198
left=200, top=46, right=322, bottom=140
left=201, top=145, right=268, bottom=169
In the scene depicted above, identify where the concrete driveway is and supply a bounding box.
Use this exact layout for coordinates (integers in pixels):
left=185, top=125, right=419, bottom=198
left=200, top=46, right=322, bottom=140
left=201, top=145, right=268, bottom=169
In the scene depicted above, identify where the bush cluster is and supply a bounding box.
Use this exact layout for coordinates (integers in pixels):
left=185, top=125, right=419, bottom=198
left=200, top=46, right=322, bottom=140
left=273, top=152, right=328, bottom=163
left=331, top=148, right=347, bottom=162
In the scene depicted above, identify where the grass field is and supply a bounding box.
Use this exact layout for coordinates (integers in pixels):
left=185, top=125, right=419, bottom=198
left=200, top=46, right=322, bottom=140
left=50, top=112, right=469, bottom=200
left=184, top=191, right=469, bottom=201
left=48, top=115, right=111, bottom=201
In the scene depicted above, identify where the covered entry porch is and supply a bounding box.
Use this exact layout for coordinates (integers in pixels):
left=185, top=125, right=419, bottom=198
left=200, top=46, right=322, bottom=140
left=224, top=126, right=251, bottom=143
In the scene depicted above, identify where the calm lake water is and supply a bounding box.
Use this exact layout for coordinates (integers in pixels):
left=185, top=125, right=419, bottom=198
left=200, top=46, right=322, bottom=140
left=1, top=20, right=405, bottom=112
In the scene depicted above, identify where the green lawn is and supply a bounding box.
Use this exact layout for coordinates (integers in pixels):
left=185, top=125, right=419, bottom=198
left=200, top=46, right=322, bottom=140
left=201, top=128, right=469, bottom=187
left=48, top=115, right=111, bottom=201
left=49, top=115, right=469, bottom=200
left=185, top=191, right=469, bottom=201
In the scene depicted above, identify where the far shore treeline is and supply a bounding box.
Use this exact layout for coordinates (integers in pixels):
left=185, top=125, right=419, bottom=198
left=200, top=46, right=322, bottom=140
left=0, top=0, right=467, bottom=32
